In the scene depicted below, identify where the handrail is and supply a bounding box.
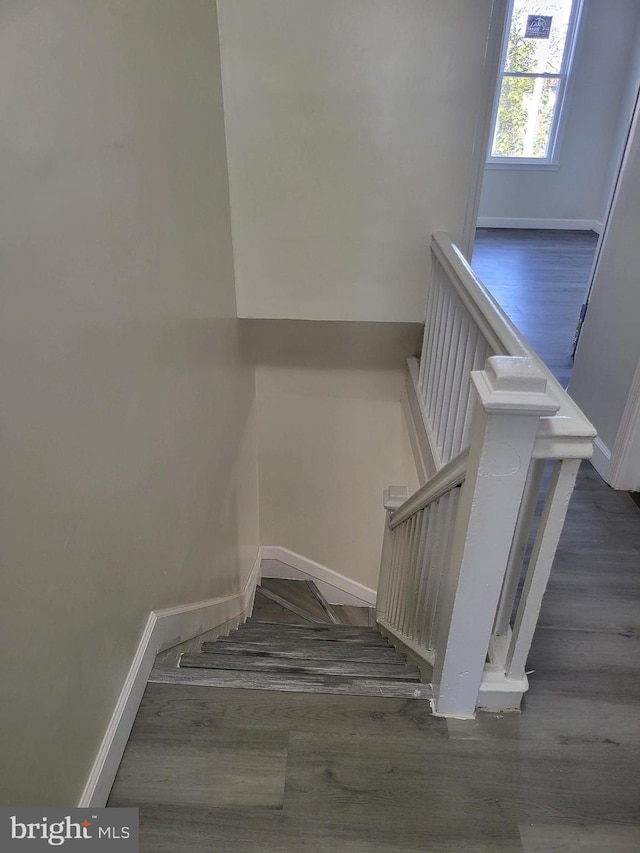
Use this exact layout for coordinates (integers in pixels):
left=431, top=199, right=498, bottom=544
left=388, top=448, right=468, bottom=529
left=431, top=233, right=530, bottom=359
left=431, top=233, right=596, bottom=458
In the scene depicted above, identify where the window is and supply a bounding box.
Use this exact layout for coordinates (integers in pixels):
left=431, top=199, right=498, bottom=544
left=487, top=0, right=583, bottom=165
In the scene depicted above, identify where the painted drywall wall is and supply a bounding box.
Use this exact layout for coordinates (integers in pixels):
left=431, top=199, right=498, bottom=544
left=0, top=0, right=258, bottom=806
left=600, top=13, right=640, bottom=227
left=218, top=0, right=495, bottom=322
left=478, top=0, right=640, bottom=227
left=255, top=324, right=420, bottom=589
left=569, top=87, right=640, bottom=462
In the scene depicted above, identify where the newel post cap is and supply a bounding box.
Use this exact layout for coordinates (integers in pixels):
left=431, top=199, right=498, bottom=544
left=383, top=485, right=409, bottom=510
left=471, top=356, right=560, bottom=416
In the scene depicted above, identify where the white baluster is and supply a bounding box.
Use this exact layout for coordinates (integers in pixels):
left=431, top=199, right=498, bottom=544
left=377, top=486, right=408, bottom=624
left=505, top=458, right=581, bottom=680
left=493, top=458, right=546, bottom=640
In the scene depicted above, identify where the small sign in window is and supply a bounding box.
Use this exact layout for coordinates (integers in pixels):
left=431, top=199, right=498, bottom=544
left=525, top=15, right=552, bottom=39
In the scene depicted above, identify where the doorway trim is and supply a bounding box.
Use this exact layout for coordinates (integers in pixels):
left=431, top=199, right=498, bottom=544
left=461, top=0, right=509, bottom=260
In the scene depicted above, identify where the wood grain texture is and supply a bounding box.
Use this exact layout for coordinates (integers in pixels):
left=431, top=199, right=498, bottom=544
left=108, top=725, right=288, bottom=809
left=282, top=730, right=522, bottom=847
left=259, top=578, right=336, bottom=622
left=249, top=593, right=315, bottom=625
left=239, top=621, right=384, bottom=638
left=131, top=802, right=523, bottom=852
left=214, top=629, right=390, bottom=647
left=179, top=652, right=420, bottom=681
left=127, top=684, right=448, bottom=740
left=149, top=666, right=433, bottom=699
left=331, top=604, right=373, bottom=626
left=256, top=586, right=326, bottom=623
left=472, top=229, right=598, bottom=387
left=201, top=639, right=402, bottom=663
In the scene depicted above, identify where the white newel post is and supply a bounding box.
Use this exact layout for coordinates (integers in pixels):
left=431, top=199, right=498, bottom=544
left=431, top=356, right=559, bottom=718
left=376, top=486, right=409, bottom=623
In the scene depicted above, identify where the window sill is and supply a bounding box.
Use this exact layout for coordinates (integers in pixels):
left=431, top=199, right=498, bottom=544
left=485, top=161, right=560, bottom=171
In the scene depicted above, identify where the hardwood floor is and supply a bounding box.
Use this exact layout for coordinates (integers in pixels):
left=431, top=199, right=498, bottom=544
left=472, top=229, right=599, bottom=387
left=109, top=460, right=640, bottom=851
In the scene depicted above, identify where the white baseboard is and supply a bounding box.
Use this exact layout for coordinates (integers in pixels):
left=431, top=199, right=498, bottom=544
left=477, top=217, right=602, bottom=234
left=78, top=552, right=262, bottom=808
left=590, top=436, right=612, bottom=482
left=260, top=546, right=376, bottom=607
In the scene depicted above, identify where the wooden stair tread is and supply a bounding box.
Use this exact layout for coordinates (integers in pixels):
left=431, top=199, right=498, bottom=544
left=150, top=666, right=433, bottom=699
left=260, top=578, right=341, bottom=624
left=201, top=640, right=401, bottom=663
left=229, top=631, right=388, bottom=648
left=240, top=620, right=381, bottom=636
left=180, top=652, right=420, bottom=681
left=255, top=587, right=326, bottom=624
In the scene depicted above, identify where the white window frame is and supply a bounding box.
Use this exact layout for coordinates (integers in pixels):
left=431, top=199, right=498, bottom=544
left=486, top=0, right=584, bottom=168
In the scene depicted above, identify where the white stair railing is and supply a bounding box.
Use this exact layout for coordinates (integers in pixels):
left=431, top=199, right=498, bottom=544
left=377, top=233, right=595, bottom=718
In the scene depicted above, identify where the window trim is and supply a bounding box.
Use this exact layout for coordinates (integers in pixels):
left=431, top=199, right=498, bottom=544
left=486, top=0, right=584, bottom=167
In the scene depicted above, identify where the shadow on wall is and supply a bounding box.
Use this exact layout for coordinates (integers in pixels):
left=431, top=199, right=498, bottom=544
left=239, top=319, right=423, bottom=370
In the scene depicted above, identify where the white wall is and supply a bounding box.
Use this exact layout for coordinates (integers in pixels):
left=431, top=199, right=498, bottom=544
left=218, top=0, right=494, bottom=322
left=0, top=0, right=259, bottom=806
left=600, top=12, right=640, bottom=232
left=478, top=0, right=640, bottom=228
left=257, top=364, right=419, bottom=590
left=569, top=84, right=640, bottom=471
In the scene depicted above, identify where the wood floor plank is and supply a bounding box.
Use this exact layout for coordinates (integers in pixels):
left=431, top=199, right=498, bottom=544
left=131, top=803, right=522, bottom=852
left=249, top=595, right=315, bottom=625
left=201, top=639, right=402, bottom=662
left=217, top=631, right=390, bottom=648
left=107, top=725, right=288, bottom=809
left=282, top=731, right=522, bottom=847
left=130, top=683, right=448, bottom=740
left=240, top=621, right=383, bottom=637
left=472, top=229, right=598, bottom=387
left=259, top=578, right=333, bottom=623
left=149, top=666, right=433, bottom=699
left=179, top=652, right=420, bottom=680
left=514, top=739, right=640, bottom=826
left=255, top=587, right=327, bottom=623
left=519, top=822, right=640, bottom=853
left=127, top=684, right=448, bottom=741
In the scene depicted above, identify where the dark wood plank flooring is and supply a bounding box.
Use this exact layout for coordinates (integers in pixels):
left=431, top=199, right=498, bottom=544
left=472, top=229, right=598, bottom=387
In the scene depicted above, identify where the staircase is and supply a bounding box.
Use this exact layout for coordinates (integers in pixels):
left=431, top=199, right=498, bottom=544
left=149, top=579, right=432, bottom=701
